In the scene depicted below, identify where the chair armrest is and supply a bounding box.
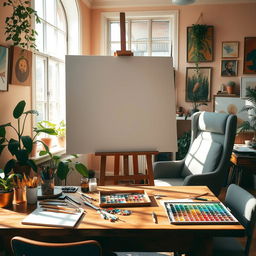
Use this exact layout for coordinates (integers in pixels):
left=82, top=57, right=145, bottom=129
left=183, top=172, right=222, bottom=196
left=153, top=160, right=184, bottom=179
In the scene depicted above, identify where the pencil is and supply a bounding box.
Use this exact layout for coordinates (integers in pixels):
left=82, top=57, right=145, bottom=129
left=40, top=205, right=79, bottom=212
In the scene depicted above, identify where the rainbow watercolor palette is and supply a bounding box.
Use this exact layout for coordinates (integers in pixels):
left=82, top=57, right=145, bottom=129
left=99, top=190, right=151, bottom=208
left=165, top=202, right=239, bottom=225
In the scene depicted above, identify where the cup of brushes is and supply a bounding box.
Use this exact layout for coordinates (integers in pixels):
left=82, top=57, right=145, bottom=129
left=24, top=176, right=39, bottom=204
left=40, top=166, right=55, bottom=196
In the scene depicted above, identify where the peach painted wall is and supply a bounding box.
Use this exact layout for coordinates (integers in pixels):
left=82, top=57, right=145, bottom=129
left=0, top=0, right=32, bottom=168
left=90, top=3, right=256, bottom=113
left=78, top=0, right=91, bottom=55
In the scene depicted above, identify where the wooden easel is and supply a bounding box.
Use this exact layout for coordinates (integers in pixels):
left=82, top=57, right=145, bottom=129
left=96, top=151, right=158, bottom=186
left=114, top=12, right=133, bottom=56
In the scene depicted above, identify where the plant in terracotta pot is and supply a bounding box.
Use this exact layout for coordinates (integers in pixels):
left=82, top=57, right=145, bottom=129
left=226, top=81, right=236, bottom=94
left=0, top=170, right=16, bottom=208
left=0, top=100, right=56, bottom=176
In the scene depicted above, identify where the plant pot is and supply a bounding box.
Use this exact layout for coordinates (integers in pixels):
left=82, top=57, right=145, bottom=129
left=41, top=137, right=53, bottom=148
left=57, top=136, right=66, bottom=148
left=13, top=163, right=31, bottom=177
left=226, top=86, right=234, bottom=94
left=30, top=142, right=38, bottom=157
left=0, top=190, right=14, bottom=208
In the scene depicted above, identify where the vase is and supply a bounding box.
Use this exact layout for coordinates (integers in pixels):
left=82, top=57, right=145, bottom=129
left=41, top=179, right=54, bottom=195
left=26, top=187, right=38, bottom=204
left=0, top=190, right=14, bottom=208
left=13, top=187, right=27, bottom=204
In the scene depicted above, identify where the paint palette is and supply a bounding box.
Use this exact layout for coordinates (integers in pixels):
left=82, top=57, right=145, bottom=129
left=165, top=202, right=239, bottom=225
left=99, top=190, right=151, bottom=208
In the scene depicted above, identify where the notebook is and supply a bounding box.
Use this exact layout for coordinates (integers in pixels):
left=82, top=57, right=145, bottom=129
left=22, top=207, right=84, bottom=228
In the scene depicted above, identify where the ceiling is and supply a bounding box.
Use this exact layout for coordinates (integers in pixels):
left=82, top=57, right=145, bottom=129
left=82, top=0, right=256, bottom=9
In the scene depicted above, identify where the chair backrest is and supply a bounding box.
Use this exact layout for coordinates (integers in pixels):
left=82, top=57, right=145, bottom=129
left=181, top=112, right=237, bottom=194
left=225, top=184, right=256, bottom=256
left=11, top=236, right=102, bottom=256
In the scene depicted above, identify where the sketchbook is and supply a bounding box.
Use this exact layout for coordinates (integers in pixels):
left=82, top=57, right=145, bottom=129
left=22, top=207, right=84, bottom=228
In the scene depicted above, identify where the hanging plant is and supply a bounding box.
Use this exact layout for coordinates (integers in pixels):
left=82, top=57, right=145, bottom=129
left=3, top=0, right=40, bottom=50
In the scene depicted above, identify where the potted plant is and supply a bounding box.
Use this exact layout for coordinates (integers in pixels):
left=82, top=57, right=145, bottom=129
left=176, top=131, right=191, bottom=160
left=0, top=170, right=16, bottom=208
left=37, top=120, right=66, bottom=148
left=226, top=81, right=236, bottom=94
left=3, top=0, right=40, bottom=51
left=0, top=100, right=56, bottom=176
left=39, top=150, right=89, bottom=185
left=237, top=87, right=256, bottom=146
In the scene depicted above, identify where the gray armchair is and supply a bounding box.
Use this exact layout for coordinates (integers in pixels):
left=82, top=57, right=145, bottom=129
left=153, top=111, right=237, bottom=196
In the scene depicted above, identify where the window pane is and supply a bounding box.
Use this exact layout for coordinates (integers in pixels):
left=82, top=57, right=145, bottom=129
left=46, top=25, right=57, bottom=56
left=35, top=22, right=44, bottom=53
left=45, top=0, right=56, bottom=25
left=110, top=21, right=128, bottom=42
left=49, top=60, right=58, bottom=102
left=35, top=0, right=44, bottom=19
left=131, top=43, right=148, bottom=56
left=131, top=21, right=148, bottom=41
left=35, top=57, right=46, bottom=101
left=57, top=0, right=66, bottom=31
left=57, top=31, right=66, bottom=59
left=36, top=102, right=46, bottom=123
left=152, top=21, right=170, bottom=41
left=152, top=41, right=170, bottom=56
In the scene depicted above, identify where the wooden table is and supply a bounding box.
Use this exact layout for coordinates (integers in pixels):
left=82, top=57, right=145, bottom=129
left=0, top=186, right=244, bottom=256
left=230, top=152, right=256, bottom=185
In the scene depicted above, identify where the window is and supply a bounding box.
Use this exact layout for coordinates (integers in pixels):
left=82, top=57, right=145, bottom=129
left=34, top=0, right=67, bottom=124
left=102, top=11, right=179, bottom=68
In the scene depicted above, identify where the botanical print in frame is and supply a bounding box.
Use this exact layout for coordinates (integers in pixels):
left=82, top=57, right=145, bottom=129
left=186, top=67, right=211, bottom=102
left=222, top=41, right=239, bottom=58
left=243, top=37, right=256, bottom=74
left=213, top=95, right=248, bottom=127
left=187, top=26, right=214, bottom=63
left=11, top=46, right=32, bottom=86
left=240, top=77, right=256, bottom=99
left=221, top=60, right=238, bottom=77
left=0, top=45, right=9, bottom=91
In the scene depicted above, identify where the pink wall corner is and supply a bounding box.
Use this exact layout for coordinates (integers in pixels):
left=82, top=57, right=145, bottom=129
left=78, top=0, right=91, bottom=55
left=90, top=3, right=256, bottom=113
left=0, top=1, right=32, bottom=169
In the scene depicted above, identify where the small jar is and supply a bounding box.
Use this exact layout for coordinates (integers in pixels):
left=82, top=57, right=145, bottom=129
left=89, top=178, right=97, bottom=192
left=41, top=179, right=54, bottom=195
left=81, top=177, right=89, bottom=192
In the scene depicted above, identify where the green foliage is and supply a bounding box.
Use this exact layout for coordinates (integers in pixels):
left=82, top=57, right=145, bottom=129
left=3, top=0, right=40, bottom=50
left=0, top=170, right=17, bottom=192
left=0, top=100, right=56, bottom=176
left=39, top=150, right=88, bottom=181
left=227, top=81, right=236, bottom=87
left=238, top=87, right=256, bottom=136
left=37, top=120, right=65, bottom=137
left=176, top=132, right=191, bottom=160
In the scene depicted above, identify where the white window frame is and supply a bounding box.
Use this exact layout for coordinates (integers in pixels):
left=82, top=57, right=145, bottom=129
left=101, top=10, right=179, bottom=69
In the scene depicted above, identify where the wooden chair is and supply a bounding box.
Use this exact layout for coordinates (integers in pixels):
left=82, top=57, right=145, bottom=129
left=11, top=236, right=102, bottom=256
left=96, top=151, right=158, bottom=186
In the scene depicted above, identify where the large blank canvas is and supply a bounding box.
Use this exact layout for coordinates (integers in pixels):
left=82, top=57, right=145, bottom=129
left=66, top=56, right=177, bottom=154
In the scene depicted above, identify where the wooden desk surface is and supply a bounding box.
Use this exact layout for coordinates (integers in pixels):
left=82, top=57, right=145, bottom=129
left=0, top=186, right=245, bottom=255
left=231, top=152, right=256, bottom=169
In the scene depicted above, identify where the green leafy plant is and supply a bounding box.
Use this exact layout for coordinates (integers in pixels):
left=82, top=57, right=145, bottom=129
left=176, top=131, right=191, bottom=160
left=0, top=170, right=16, bottom=192
left=0, top=100, right=56, bottom=176
left=37, top=120, right=66, bottom=137
left=39, top=150, right=88, bottom=182
left=237, top=87, right=256, bottom=141
left=3, top=0, right=40, bottom=50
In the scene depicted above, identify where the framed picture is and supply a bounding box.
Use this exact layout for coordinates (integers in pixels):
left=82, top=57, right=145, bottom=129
left=240, top=76, right=256, bottom=99
left=187, top=26, right=214, bottom=63
left=0, top=45, right=9, bottom=91
left=10, top=46, right=32, bottom=86
left=213, top=95, right=248, bottom=127
left=186, top=67, right=212, bottom=102
left=243, top=37, right=256, bottom=74
left=221, top=60, right=238, bottom=77
left=222, top=41, right=239, bottom=58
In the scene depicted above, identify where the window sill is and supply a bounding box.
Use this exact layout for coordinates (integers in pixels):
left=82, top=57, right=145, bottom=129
left=31, top=147, right=66, bottom=165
